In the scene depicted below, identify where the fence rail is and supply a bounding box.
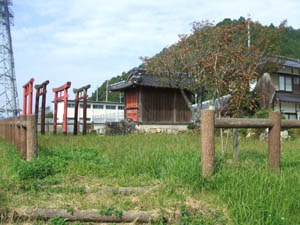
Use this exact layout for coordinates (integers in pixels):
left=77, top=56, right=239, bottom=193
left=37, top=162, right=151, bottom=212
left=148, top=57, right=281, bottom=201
left=201, top=110, right=300, bottom=178
left=0, top=115, right=37, bottom=161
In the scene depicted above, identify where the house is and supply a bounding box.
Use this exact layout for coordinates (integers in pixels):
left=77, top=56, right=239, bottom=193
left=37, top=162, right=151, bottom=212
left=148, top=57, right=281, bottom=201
left=255, top=57, right=300, bottom=119
left=109, top=68, right=192, bottom=131
left=54, top=100, right=124, bottom=123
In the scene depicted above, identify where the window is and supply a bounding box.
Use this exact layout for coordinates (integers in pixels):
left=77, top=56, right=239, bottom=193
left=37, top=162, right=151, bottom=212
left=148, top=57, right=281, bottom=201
left=284, top=113, right=297, bottom=120
left=294, top=77, right=300, bottom=84
left=67, top=103, right=75, bottom=108
left=93, top=104, right=104, bottom=109
left=106, top=105, right=116, bottom=110
left=80, top=104, right=91, bottom=108
left=80, top=118, right=91, bottom=121
left=118, top=106, right=124, bottom=110
left=279, top=76, right=285, bottom=90
left=286, top=77, right=292, bottom=91
left=279, top=75, right=292, bottom=91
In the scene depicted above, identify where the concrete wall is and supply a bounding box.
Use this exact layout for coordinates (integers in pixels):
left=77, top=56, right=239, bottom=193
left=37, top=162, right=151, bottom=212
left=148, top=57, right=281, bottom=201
left=56, top=101, right=124, bottom=123
left=136, top=124, right=188, bottom=133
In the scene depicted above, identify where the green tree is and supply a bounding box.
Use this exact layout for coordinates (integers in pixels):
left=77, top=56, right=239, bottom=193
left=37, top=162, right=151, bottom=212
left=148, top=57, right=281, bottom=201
left=142, top=19, right=283, bottom=120
left=89, top=65, right=145, bottom=102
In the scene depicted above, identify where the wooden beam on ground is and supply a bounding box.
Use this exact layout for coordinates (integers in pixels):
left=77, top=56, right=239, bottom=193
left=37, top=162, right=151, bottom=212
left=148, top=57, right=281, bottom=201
left=16, top=208, right=158, bottom=223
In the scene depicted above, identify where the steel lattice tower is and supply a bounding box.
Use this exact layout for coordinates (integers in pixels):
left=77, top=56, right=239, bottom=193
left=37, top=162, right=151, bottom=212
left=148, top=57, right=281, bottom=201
left=0, top=0, right=19, bottom=118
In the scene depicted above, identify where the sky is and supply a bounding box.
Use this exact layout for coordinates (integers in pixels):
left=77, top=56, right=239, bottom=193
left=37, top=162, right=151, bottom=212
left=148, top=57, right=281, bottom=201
left=11, top=0, right=300, bottom=109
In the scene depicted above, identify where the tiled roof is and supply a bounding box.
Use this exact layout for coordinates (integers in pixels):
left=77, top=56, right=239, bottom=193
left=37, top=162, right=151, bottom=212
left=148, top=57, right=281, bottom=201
left=276, top=92, right=300, bottom=103
left=109, top=68, right=179, bottom=91
left=281, top=58, right=300, bottom=69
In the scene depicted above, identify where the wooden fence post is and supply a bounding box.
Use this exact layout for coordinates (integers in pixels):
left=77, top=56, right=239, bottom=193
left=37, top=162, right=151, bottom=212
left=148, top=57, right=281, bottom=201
left=1, top=119, right=3, bottom=139
left=12, top=117, right=16, bottom=146
left=20, top=116, right=27, bottom=159
left=0, top=119, right=3, bottom=139
left=91, top=121, right=94, bottom=132
left=8, top=119, right=11, bottom=144
left=26, top=115, right=37, bottom=161
left=11, top=118, right=14, bottom=144
left=201, top=109, right=215, bottom=178
left=4, top=119, right=7, bottom=142
left=268, top=112, right=281, bottom=170
left=15, top=116, right=20, bottom=150
left=77, top=120, right=80, bottom=133
left=46, top=121, right=49, bottom=133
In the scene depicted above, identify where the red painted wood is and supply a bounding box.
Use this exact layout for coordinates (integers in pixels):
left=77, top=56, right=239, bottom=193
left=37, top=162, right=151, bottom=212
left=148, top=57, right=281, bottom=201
left=22, top=78, right=34, bottom=115
left=52, top=82, right=71, bottom=134
left=126, top=89, right=138, bottom=122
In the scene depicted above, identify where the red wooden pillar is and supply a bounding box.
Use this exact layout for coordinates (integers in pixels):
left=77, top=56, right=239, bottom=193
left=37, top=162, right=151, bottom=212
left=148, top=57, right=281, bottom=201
left=74, top=97, right=79, bottom=135
left=23, top=78, right=34, bottom=115
left=35, top=80, right=49, bottom=135
left=52, top=82, right=71, bottom=135
left=53, top=92, right=58, bottom=134
left=82, top=89, right=88, bottom=135
left=73, top=84, right=91, bottom=135
left=63, top=88, right=68, bottom=135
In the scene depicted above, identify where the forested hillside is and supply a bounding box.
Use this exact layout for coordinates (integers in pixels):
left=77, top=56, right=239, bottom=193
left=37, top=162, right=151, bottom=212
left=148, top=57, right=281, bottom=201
left=217, top=17, right=300, bottom=59
left=91, top=17, right=300, bottom=103
left=89, top=65, right=145, bottom=102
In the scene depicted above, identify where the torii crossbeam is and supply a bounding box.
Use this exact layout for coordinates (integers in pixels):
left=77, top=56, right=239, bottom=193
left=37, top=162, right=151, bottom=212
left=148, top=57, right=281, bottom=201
left=23, top=78, right=34, bottom=115
left=53, top=82, right=71, bottom=135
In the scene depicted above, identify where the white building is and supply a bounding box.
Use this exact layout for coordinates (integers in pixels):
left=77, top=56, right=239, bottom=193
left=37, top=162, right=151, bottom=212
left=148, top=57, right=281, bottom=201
left=55, top=100, right=124, bottom=123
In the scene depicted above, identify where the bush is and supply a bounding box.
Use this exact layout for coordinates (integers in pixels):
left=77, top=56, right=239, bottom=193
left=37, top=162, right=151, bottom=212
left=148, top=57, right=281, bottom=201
left=14, top=157, right=67, bottom=180
left=187, top=123, right=196, bottom=130
left=239, top=128, right=248, bottom=137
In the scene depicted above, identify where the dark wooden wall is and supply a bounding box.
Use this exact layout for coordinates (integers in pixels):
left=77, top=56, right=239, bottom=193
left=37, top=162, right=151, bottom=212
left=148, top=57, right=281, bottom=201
left=140, top=87, right=191, bottom=123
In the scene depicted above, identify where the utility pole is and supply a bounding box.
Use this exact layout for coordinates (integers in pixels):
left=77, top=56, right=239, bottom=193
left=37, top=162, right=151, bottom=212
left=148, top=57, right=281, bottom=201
left=96, top=86, right=98, bottom=102
left=247, top=14, right=251, bottom=48
left=0, top=0, right=19, bottom=117
left=106, top=80, right=109, bottom=102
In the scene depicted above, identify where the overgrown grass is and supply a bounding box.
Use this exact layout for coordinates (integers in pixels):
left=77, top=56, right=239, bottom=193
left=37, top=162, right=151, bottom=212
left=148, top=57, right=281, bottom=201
left=0, top=132, right=300, bottom=224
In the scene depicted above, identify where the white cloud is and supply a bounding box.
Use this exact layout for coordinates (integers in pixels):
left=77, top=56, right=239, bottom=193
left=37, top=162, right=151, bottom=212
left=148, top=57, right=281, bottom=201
left=10, top=0, right=300, bottom=109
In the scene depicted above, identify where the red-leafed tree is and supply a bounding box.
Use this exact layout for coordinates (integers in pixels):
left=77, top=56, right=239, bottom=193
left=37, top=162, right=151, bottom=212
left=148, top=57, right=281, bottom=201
left=142, top=19, right=284, bottom=120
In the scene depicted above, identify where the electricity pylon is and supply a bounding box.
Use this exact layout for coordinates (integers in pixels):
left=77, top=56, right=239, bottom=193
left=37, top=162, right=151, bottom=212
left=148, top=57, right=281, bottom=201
left=0, top=0, right=19, bottom=118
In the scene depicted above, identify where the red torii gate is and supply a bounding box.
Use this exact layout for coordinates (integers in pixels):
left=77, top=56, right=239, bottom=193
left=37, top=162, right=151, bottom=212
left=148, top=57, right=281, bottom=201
left=23, top=78, right=34, bottom=115
left=73, top=84, right=91, bottom=135
left=53, top=82, right=71, bottom=135
left=34, top=80, right=50, bottom=135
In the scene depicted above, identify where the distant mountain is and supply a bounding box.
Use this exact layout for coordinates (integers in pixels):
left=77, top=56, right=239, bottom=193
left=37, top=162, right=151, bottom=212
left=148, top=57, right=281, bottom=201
left=217, top=17, right=300, bottom=59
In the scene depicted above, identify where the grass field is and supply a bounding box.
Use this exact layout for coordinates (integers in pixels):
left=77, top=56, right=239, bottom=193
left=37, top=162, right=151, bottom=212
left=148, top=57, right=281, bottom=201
left=1, top=131, right=300, bottom=224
